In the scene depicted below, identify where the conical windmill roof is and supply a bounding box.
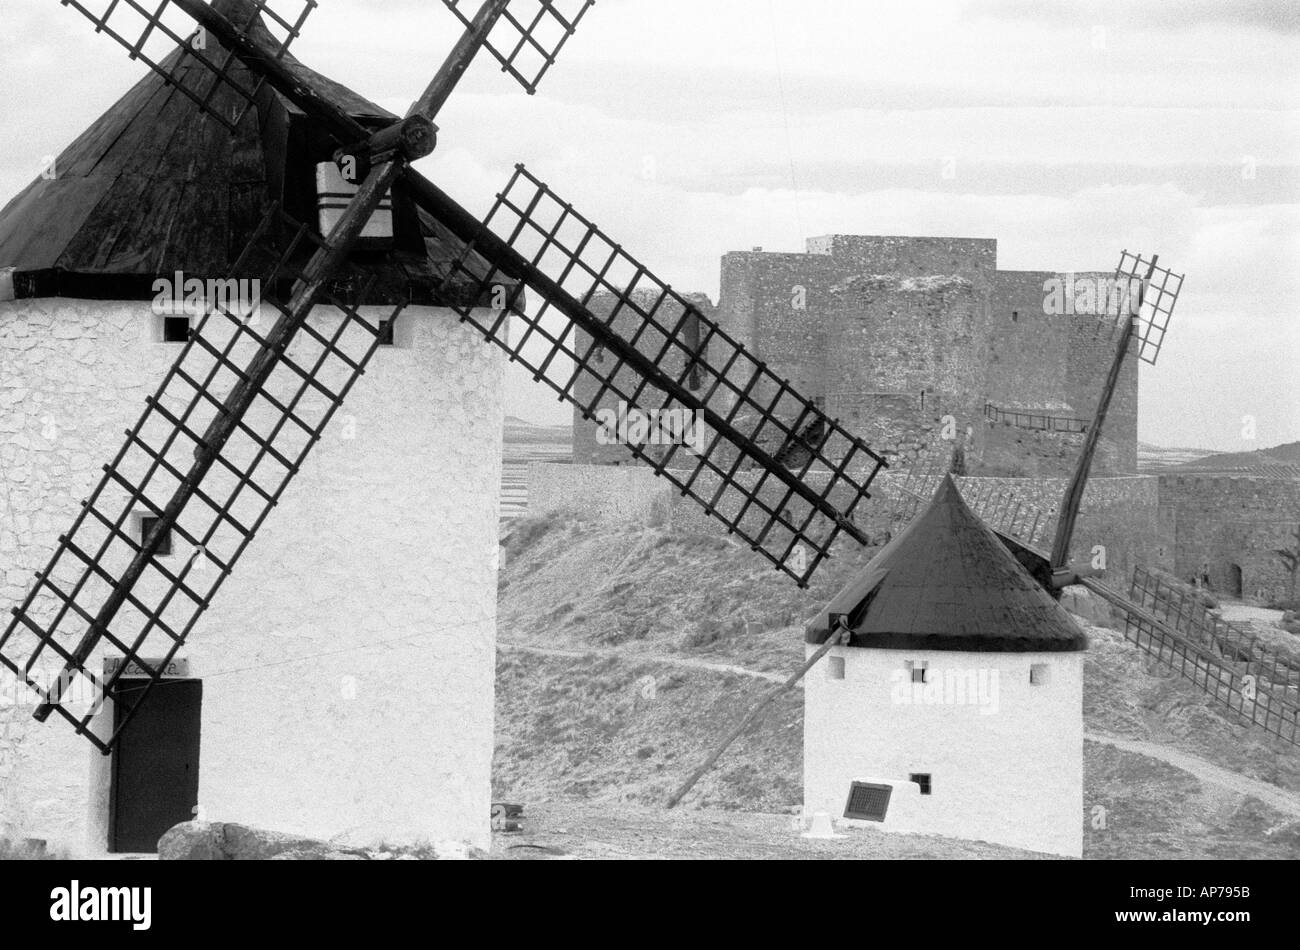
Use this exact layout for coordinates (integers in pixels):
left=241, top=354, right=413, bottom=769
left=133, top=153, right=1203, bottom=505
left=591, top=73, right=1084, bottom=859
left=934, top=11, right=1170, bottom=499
left=806, top=475, right=1087, bottom=652
left=0, top=0, right=492, bottom=306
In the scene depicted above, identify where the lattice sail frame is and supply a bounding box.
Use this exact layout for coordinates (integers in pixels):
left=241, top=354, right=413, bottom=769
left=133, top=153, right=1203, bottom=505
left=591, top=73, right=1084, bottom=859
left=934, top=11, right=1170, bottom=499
left=438, top=165, right=887, bottom=586
left=1125, top=567, right=1300, bottom=745
left=441, top=0, right=595, bottom=94
left=1100, top=250, right=1183, bottom=365
left=58, top=0, right=318, bottom=130
left=0, top=206, right=401, bottom=751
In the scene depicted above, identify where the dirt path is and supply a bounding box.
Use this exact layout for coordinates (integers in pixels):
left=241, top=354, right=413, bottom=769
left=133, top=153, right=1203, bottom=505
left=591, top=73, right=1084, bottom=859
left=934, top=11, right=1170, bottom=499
left=1083, top=731, right=1300, bottom=818
left=1218, top=604, right=1285, bottom=625
left=498, top=640, right=789, bottom=684
left=499, top=641, right=1300, bottom=817
left=489, top=802, right=1052, bottom=860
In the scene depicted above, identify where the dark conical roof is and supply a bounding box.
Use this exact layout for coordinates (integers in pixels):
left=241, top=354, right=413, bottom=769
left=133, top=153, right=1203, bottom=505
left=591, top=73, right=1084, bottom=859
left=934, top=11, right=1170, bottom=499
left=0, top=0, right=492, bottom=306
left=806, top=475, right=1087, bottom=652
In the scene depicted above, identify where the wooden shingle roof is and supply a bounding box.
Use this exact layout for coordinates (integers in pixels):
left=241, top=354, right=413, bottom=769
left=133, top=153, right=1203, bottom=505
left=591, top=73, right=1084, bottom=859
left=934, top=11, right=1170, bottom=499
left=806, top=475, right=1087, bottom=652
left=0, top=0, right=493, bottom=307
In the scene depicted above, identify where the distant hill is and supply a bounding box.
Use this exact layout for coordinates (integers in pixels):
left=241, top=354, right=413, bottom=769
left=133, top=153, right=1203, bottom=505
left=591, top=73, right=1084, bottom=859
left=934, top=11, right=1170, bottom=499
left=504, top=415, right=571, bottom=447
left=1137, top=441, right=1217, bottom=472
left=1158, top=441, right=1300, bottom=478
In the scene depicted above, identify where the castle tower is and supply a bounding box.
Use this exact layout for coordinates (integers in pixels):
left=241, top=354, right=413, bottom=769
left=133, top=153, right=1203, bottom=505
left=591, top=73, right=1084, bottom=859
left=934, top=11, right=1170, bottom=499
left=0, top=14, right=503, bottom=855
left=803, top=475, right=1087, bottom=857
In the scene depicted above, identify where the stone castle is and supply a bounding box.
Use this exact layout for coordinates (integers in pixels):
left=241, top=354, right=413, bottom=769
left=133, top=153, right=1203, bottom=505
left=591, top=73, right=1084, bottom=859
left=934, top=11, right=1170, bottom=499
left=553, top=233, right=1299, bottom=604
left=573, top=234, right=1135, bottom=480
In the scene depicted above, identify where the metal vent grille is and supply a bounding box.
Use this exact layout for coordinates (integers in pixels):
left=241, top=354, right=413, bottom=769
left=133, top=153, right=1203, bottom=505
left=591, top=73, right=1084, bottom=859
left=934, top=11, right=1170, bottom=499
left=844, top=781, right=892, bottom=822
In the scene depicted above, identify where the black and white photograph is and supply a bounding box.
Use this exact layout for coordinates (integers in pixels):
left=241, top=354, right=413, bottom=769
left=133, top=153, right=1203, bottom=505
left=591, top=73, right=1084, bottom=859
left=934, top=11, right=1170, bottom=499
left=0, top=0, right=1294, bottom=928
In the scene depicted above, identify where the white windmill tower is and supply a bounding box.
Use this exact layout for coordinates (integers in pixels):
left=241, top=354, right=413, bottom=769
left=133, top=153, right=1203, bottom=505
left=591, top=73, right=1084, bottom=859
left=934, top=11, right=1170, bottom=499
left=803, top=475, right=1088, bottom=857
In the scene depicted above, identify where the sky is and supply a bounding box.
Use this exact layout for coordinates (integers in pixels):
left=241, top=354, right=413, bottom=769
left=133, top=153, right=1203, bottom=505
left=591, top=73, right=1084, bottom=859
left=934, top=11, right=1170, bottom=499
left=1, top=0, right=1297, bottom=450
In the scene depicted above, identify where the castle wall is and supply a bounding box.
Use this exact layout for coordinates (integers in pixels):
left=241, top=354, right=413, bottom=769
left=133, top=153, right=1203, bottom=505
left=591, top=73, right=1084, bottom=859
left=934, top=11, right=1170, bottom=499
left=806, top=234, right=997, bottom=293
left=1157, top=475, right=1300, bottom=601
left=719, top=252, right=838, bottom=400
left=528, top=460, right=666, bottom=523
left=571, top=235, right=1139, bottom=495
left=526, top=462, right=1162, bottom=588
left=829, top=274, right=989, bottom=465
left=988, top=270, right=1071, bottom=412
left=986, top=270, right=1138, bottom=477
left=952, top=475, right=1164, bottom=581
left=571, top=290, right=718, bottom=467
left=981, top=418, right=1088, bottom=478
left=0, top=298, right=503, bottom=855
left=1065, top=313, right=1139, bottom=476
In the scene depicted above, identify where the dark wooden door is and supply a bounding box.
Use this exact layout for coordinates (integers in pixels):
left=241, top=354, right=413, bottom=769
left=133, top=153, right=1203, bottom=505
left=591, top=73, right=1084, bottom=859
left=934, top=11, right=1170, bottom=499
left=109, top=679, right=202, bottom=853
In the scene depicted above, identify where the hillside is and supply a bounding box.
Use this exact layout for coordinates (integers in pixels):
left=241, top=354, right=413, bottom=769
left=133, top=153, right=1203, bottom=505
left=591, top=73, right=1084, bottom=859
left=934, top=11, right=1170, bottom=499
left=1147, top=440, right=1300, bottom=476
left=493, top=512, right=1300, bottom=859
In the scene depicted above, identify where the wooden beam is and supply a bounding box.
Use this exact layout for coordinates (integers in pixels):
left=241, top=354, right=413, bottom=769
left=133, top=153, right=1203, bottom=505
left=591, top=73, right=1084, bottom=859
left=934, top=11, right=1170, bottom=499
left=400, top=171, right=873, bottom=547
left=665, top=625, right=848, bottom=810
left=1049, top=256, right=1157, bottom=572
left=407, top=0, right=513, bottom=121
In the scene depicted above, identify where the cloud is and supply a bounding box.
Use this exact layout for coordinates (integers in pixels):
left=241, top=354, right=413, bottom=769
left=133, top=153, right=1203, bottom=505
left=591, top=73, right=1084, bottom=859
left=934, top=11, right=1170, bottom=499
left=1, top=0, right=1295, bottom=447
left=964, top=0, right=1300, bottom=34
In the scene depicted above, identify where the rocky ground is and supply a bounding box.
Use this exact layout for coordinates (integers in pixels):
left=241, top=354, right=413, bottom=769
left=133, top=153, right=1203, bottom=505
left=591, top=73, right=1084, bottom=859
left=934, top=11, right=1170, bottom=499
left=488, top=802, right=1050, bottom=860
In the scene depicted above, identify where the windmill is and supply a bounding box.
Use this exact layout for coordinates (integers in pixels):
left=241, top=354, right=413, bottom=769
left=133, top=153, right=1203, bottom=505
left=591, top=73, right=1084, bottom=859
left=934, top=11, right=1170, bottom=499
left=667, top=249, right=1187, bottom=810
left=0, top=0, right=888, bottom=759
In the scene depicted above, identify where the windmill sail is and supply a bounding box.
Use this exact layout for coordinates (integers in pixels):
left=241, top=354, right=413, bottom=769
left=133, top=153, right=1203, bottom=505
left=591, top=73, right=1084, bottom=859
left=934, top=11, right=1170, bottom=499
left=1085, top=570, right=1300, bottom=747
left=432, top=165, right=888, bottom=586
left=11, top=0, right=885, bottom=759
left=1095, top=250, right=1183, bottom=366
left=0, top=208, right=402, bottom=751
left=440, top=0, right=596, bottom=95
left=55, top=0, right=319, bottom=131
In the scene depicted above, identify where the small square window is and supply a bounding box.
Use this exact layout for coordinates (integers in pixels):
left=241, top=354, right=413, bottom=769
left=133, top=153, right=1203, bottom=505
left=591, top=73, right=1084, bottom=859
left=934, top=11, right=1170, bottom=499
left=826, top=656, right=845, bottom=680
left=377, top=320, right=395, bottom=346
left=1011, top=310, right=1019, bottom=322
left=140, top=515, right=172, bottom=556
left=908, top=660, right=928, bottom=684
left=909, top=773, right=932, bottom=795
left=1030, top=663, right=1051, bottom=686
left=162, top=316, right=191, bottom=343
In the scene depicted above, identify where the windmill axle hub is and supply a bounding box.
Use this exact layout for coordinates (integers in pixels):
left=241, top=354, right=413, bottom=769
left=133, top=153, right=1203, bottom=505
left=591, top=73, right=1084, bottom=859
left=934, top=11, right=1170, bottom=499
left=334, top=115, right=438, bottom=176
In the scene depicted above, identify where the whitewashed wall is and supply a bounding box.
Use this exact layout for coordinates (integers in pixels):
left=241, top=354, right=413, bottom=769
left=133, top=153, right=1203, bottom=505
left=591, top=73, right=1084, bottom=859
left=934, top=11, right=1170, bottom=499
left=0, top=298, right=503, bottom=855
left=803, top=644, right=1084, bottom=857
